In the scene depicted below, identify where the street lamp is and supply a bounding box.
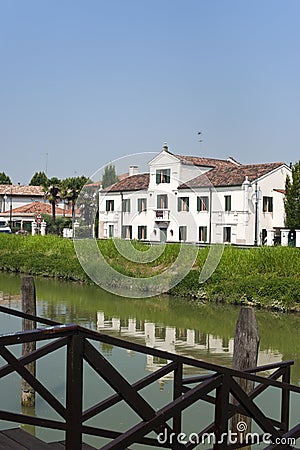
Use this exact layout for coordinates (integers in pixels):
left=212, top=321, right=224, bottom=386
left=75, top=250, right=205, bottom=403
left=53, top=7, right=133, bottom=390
left=9, top=186, right=13, bottom=228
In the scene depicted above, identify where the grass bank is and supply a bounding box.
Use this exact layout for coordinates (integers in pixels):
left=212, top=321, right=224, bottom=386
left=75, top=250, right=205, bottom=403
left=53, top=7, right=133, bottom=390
left=0, top=235, right=299, bottom=310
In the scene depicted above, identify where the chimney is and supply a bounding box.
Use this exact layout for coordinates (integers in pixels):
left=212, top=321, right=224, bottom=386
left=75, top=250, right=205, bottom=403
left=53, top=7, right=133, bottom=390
left=129, top=165, right=139, bottom=176
left=227, top=156, right=241, bottom=166
left=162, top=142, right=169, bottom=152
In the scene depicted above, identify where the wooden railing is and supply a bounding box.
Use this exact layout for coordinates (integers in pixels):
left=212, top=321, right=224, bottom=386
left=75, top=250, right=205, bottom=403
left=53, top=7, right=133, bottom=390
left=0, top=305, right=299, bottom=449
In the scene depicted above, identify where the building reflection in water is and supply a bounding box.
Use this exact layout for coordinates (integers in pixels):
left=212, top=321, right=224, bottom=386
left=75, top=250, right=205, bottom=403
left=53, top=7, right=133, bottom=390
left=97, top=312, right=282, bottom=383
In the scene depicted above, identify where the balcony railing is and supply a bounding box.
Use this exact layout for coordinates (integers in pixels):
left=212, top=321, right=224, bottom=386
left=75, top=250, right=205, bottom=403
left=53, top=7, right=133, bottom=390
left=154, top=209, right=170, bottom=221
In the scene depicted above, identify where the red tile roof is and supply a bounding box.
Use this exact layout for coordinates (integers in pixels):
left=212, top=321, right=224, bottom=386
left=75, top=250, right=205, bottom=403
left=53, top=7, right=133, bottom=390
left=103, top=173, right=150, bottom=192
left=2, top=201, right=66, bottom=216
left=0, top=185, right=44, bottom=196
left=174, top=154, right=239, bottom=168
left=179, top=162, right=286, bottom=189
left=99, top=150, right=287, bottom=193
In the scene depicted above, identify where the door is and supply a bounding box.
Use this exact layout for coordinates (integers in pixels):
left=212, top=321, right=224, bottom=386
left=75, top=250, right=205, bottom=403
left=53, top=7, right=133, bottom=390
left=160, top=228, right=167, bottom=242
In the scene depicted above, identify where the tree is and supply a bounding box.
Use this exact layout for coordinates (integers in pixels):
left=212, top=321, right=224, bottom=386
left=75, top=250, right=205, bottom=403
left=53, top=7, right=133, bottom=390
left=0, top=172, right=12, bottom=185
left=102, top=164, right=118, bottom=189
left=44, top=177, right=61, bottom=225
left=29, top=171, right=48, bottom=186
left=61, top=176, right=89, bottom=224
left=284, top=161, right=300, bottom=230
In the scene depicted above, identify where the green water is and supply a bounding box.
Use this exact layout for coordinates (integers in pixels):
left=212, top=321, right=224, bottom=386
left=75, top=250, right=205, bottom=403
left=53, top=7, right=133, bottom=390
left=0, top=272, right=300, bottom=448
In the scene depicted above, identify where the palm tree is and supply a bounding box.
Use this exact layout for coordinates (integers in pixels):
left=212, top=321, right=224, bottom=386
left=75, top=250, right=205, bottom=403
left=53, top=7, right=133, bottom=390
left=61, top=176, right=89, bottom=225
left=44, top=177, right=61, bottom=224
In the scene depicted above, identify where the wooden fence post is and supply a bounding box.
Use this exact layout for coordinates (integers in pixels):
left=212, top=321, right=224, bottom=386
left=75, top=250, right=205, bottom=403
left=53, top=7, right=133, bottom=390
left=231, top=306, right=260, bottom=448
left=21, top=276, right=37, bottom=407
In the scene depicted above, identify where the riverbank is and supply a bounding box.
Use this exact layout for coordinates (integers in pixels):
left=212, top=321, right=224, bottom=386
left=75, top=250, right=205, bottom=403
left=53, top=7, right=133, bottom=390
left=0, top=234, right=299, bottom=310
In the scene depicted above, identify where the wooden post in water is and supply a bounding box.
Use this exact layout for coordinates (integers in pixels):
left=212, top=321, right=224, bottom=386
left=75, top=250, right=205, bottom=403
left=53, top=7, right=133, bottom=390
left=21, top=276, right=36, bottom=407
left=231, top=306, right=260, bottom=449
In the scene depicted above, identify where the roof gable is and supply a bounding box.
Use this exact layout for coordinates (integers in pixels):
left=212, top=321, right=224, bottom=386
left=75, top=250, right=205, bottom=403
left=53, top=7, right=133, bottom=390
left=148, top=150, right=180, bottom=166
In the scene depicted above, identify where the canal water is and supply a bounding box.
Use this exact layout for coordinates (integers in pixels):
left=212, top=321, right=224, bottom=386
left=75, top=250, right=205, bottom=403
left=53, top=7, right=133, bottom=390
left=0, top=272, right=300, bottom=448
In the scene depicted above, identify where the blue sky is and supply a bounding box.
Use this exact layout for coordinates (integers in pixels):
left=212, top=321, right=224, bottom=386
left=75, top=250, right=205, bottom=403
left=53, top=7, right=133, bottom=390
left=1, top=0, right=299, bottom=184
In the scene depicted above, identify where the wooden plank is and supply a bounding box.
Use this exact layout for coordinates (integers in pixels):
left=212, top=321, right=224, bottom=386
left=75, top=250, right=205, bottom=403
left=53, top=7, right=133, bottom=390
left=0, top=430, right=27, bottom=450
left=52, top=442, right=96, bottom=449
left=21, top=276, right=37, bottom=407
left=231, top=306, right=260, bottom=448
left=2, top=428, right=50, bottom=450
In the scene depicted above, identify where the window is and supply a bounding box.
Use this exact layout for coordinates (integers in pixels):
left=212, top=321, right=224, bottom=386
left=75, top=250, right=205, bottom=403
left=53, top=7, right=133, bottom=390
left=122, top=225, right=132, bottom=239
left=122, top=199, right=131, bottom=213
left=138, top=198, right=147, bottom=213
left=197, top=196, right=209, bottom=211
left=108, top=225, right=114, bottom=238
left=156, top=169, right=170, bottom=184
left=106, top=199, right=114, bottom=212
left=157, top=194, right=168, bottom=209
left=223, top=227, right=231, bottom=243
left=263, top=196, right=273, bottom=212
left=177, top=197, right=189, bottom=212
left=225, top=195, right=231, bottom=212
left=179, top=226, right=187, bottom=241
left=199, top=226, right=207, bottom=242
left=138, top=226, right=147, bottom=240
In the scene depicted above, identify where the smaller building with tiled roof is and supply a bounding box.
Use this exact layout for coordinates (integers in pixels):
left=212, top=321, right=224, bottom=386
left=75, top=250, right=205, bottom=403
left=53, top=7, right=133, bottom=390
left=98, top=145, right=291, bottom=245
left=0, top=183, right=71, bottom=233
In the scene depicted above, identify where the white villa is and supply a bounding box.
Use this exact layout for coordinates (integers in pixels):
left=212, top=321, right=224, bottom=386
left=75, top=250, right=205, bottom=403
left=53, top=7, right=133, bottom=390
left=98, top=145, right=292, bottom=246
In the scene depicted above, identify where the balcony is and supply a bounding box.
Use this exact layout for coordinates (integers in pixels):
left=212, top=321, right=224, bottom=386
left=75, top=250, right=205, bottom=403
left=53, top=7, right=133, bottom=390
left=154, top=209, right=170, bottom=221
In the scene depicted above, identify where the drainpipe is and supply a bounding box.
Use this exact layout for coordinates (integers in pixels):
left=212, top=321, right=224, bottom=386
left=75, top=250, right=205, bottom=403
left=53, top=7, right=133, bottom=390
left=254, top=181, right=258, bottom=246
left=120, top=192, right=123, bottom=238
left=209, top=187, right=212, bottom=244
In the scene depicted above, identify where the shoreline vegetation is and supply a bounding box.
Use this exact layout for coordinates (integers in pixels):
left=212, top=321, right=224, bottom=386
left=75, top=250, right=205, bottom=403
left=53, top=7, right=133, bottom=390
left=0, top=235, right=299, bottom=311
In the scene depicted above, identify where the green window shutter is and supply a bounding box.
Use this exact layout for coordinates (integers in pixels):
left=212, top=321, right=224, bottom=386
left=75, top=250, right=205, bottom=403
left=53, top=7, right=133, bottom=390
left=165, top=195, right=168, bottom=209
left=203, top=197, right=208, bottom=211
left=197, top=197, right=201, bottom=211
left=156, top=171, right=161, bottom=184
left=225, top=195, right=231, bottom=211
left=178, top=198, right=182, bottom=212
left=165, top=169, right=170, bottom=183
